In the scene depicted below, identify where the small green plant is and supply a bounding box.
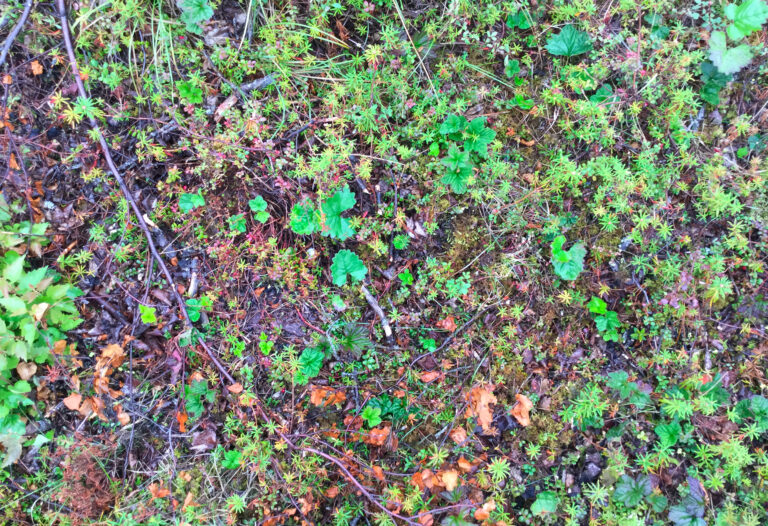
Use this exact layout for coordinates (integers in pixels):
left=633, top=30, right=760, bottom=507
left=546, top=25, right=592, bottom=57
left=294, top=346, right=325, bottom=385
left=220, top=449, right=242, bottom=470
left=438, top=115, right=496, bottom=193
left=185, top=379, right=215, bottom=420
left=530, top=490, right=559, bottom=517
left=550, top=235, right=585, bottom=280
left=228, top=213, right=247, bottom=234
left=289, top=186, right=357, bottom=240
left=179, top=192, right=205, bottom=213
left=613, top=475, right=652, bottom=508
left=586, top=296, right=621, bottom=342
left=186, top=296, right=212, bottom=322
left=0, top=220, right=82, bottom=466
left=177, top=80, right=204, bottom=104
left=139, top=304, right=157, bottom=324
left=361, top=406, right=382, bottom=427
left=330, top=250, right=367, bottom=286
left=258, top=332, right=274, bottom=356
left=248, top=196, right=270, bottom=224
left=179, top=0, right=214, bottom=34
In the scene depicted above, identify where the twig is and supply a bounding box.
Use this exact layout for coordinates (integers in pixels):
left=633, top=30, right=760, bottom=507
left=361, top=284, right=393, bottom=339
left=55, top=0, right=234, bottom=386
left=240, top=74, right=275, bottom=92
left=0, top=0, right=34, bottom=70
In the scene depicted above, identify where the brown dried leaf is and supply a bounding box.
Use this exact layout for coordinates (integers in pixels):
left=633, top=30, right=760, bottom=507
left=441, top=469, right=459, bottom=491
left=63, top=393, right=82, bottom=411
left=16, top=362, right=37, bottom=381
left=510, top=393, right=533, bottom=427
left=30, top=61, right=43, bottom=76
left=420, top=370, right=441, bottom=383
left=465, top=385, right=497, bottom=434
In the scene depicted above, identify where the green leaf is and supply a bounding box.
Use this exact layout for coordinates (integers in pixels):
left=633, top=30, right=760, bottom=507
left=613, top=475, right=652, bottom=508
left=296, top=347, right=325, bottom=383
left=179, top=192, right=205, bottom=213
left=248, top=196, right=267, bottom=212
left=179, top=0, right=213, bottom=34
left=228, top=213, right=246, bottom=233
left=0, top=296, right=26, bottom=315
left=590, top=84, right=619, bottom=105
left=709, top=30, right=753, bottom=74
left=439, top=114, right=468, bottom=135
left=440, top=145, right=474, bottom=194
left=507, top=10, right=532, bottom=30
left=530, top=491, right=559, bottom=516
left=464, top=117, right=496, bottom=158
left=361, top=406, right=382, bottom=428
left=330, top=250, right=367, bottom=286
left=587, top=296, right=607, bottom=315
left=321, top=186, right=357, bottom=240
left=3, top=254, right=25, bottom=283
left=177, top=80, right=204, bottom=104
left=221, top=450, right=242, bottom=469
left=0, top=433, right=23, bottom=467
left=551, top=236, right=586, bottom=280
left=139, top=305, right=157, bottom=324
left=505, top=57, right=521, bottom=78
left=655, top=421, right=681, bottom=448
left=546, top=25, right=592, bottom=57
left=724, top=0, right=768, bottom=40
left=290, top=202, right=321, bottom=235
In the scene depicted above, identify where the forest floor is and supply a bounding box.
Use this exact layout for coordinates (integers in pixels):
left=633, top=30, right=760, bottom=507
left=1, top=0, right=768, bottom=525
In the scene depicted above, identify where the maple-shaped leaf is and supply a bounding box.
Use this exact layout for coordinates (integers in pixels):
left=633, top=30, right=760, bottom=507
left=724, top=0, right=768, bottom=40
left=464, top=117, right=496, bottom=158
left=546, top=25, right=592, bottom=57
left=709, top=30, right=753, bottom=74
left=321, top=185, right=356, bottom=240
left=290, top=201, right=321, bottom=235
left=179, top=0, right=213, bottom=34
left=331, top=249, right=367, bottom=286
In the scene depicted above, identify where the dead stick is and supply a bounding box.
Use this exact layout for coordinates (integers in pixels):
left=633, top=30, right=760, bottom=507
left=55, top=0, right=234, bottom=386
left=0, top=0, right=34, bottom=69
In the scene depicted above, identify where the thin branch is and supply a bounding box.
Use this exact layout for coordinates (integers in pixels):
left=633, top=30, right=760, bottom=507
left=0, top=0, right=34, bottom=70
left=55, top=0, right=234, bottom=386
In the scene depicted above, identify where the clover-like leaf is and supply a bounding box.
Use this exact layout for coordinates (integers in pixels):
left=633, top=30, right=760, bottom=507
left=546, top=25, right=592, bottom=57
left=709, top=30, right=753, bottom=74
left=321, top=185, right=356, bottom=240
left=331, top=249, right=367, bottom=286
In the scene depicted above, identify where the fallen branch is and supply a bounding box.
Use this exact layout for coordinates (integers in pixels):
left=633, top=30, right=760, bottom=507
left=361, top=284, right=393, bottom=339
left=55, top=0, right=234, bottom=386
left=0, top=0, right=34, bottom=70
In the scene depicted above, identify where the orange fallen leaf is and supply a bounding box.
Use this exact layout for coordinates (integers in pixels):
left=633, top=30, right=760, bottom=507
left=510, top=393, right=533, bottom=427
left=436, top=315, right=457, bottom=332
left=149, top=483, right=171, bottom=500
left=420, top=370, right=441, bottom=383
left=474, top=500, right=496, bottom=521
left=2, top=74, right=11, bottom=85
left=449, top=426, right=467, bottom=444
left=63, top=393, right=82, bottom=411
left=441, top=469, right=459, bottom=491
left=371, top=465, right=385, bottom=482
left=465, top=385, right=497, bottom=435
left=309, top=385, right=346, bottom=407
left=9, top=153, right=19, bottom=170
left=227, top=382, right=244, bottom=394
left=115, top=404, right=130, bottom=425
left=418, top=513, right=434, bottom=526
left=30, top=61, right=43, bottom=76
left=365, top=425, right=391, bottom=447
left=457, top=456, right=473, bottom=473
left=325, top=486, right=340, bottom=498
left=182, top=491, right=199, bottom=510
left=176, top=411, right=188, bottom=432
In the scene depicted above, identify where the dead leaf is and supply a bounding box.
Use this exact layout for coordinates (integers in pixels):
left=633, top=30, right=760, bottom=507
left=365, top=425, right=391, bottom=447
left=227, top=382, right=244, bottom=394
left=418, top=513, right=434, bottom=526
left=176, top=411, right=189, bottom=433
left=16, top=362, right=37, bottom=381
left=465, top=385, right=497, bottom=435
left=149, top=483, right=171, bottom=500
left=2, top=74, right=11, bottom=85
left=474, top=500, right=496, bottom=521
left=510, top=393, right=533, bottom=427
left=309, top=385, right=346, bottom=407
left=115, top=404, right=130, bottom=425
left=457, top=456, right=473, bottom=473
left=420, top=370, right=441, bottom=383
left=30, top=60, right=43, bottom=76
left=182, top=492, right=199, bottom=511
left=214, top=94, right=237, bottom=122
left=449, top=426, right=467, bottom=444
left=52, top=340, right=67, bottom=354
left=436, top=315, right=457, bottom=332
left=62, top=393, right=82, bottom=411
left=371, top=465, right=385, bottom=482
left=441, top=469, right=459, bottom=491
left=9, top=153, right=19, bottom=171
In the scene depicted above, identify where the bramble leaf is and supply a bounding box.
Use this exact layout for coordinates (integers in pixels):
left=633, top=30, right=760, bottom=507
left=724, top=0, right=768, bottom=40
left=179, top=192, right=205, bottom=213
left=709, top=30, right=753, bottom=74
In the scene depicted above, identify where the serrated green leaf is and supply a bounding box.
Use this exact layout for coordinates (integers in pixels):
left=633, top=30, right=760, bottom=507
left=290, top=202, right=321, bottom=235
left=179, top=192, right=205, bottom=213
left=321, top=186, right=356, bottom=240
left=248, top=196, right=267, bottom=212
left=546, top=25, right=592, bottom=57
left=725, top=0, right=768, bottom=40
left=330, top=250, right=367, bottom=286
left=614, top=475, right=652, bottom=508
left=439, top=114, right=468, bottom=135
left=551, top=236, right=585, bottom=280
left=464, top=117, right=496, bottom=158
left=655, top=421, right=681, bottom=447
left=709, top=30, right=753, bottom=74
left=587, top=296, right=607, bottom=315
left=531, top=491, right=559, bottom=516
